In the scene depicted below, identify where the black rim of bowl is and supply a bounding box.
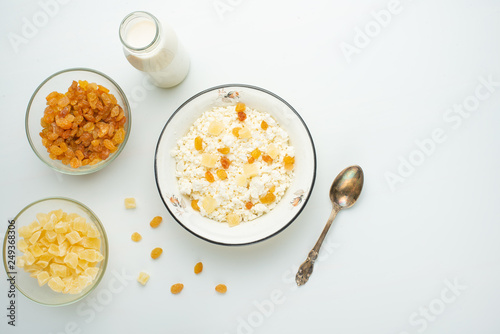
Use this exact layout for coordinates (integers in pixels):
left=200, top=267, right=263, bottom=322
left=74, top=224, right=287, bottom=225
left=25, top=67, right=131, bottom=175
left=2, top=196, right=109, bottom=306
left=154, top=83, right=317, bottom=246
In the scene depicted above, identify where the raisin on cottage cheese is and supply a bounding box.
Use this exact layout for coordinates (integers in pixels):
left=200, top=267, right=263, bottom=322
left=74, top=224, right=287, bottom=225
left=171, top=103, right=295, bottom=226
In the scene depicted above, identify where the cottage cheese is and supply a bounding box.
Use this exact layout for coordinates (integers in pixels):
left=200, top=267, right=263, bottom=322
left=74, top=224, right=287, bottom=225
left=171, top=105, right=295, bottom=224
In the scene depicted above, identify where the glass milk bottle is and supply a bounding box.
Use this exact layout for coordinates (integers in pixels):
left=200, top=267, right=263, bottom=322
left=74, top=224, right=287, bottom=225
left=119, top=11, right=190, bottom=88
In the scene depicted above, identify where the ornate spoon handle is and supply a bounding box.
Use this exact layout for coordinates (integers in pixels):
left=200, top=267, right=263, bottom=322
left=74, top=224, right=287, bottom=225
left=295, top=203, right=341, bottom=286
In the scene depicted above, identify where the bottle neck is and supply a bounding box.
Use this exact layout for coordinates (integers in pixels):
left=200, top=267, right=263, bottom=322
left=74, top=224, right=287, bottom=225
left=119, top=11, right=162, bottom=54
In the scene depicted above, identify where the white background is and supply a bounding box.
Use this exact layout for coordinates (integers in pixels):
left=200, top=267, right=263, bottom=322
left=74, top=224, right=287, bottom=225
left=1, top=0, right=500, bottom=333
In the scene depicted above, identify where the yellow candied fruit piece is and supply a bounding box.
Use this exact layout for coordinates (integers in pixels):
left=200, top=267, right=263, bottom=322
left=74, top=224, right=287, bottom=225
left=78, top=249, right=104, bottom=262
left=45, top=230, right=57, bottom=242
left=66, top=230, right=83, bottom=244
left=208, top=120, right=224, bottom=136
left=48, top=277, right=65, bottom=293
left=227, top=213, right=241, bottom=227
left=266, top=144, right=279, bottom=160
left=151, top=247, right=163, bottom=259
left=232, top=127, right=241, bottom=137
left=25, top=251, right=36, bottom=265
left=80, top=237, right=100, bottom=250
left=84, top=267, right=99, bottom=280
left=18, top=226, right=32, bottom=239
left=36, top=213, right=49, bottom=225
left=194, top=262, right=203, bottom=275
left=194, top=136, right=203, bottom=151
left=131, top=232, right=142, bottom=242
left=235, top=102, right=246, bottom=112
left=236, top=175, right=247, bottom=187
left=191, top=200, right=200, bottom=211
left=18, top=239, right=29, bottom=252
left=36, top=271, right=51, bottom=287
left=238, top=127, right=251, bottom=139
left=150, top=216, right=163, bottom=228
left=170, top=283, right=184, bottom=294
left=215, top=284, right=228, bottom=294
left=137, top=272, right=150, bottom=286
left=35, top=260, right=49, bottom=269
left=86, top=224, right=100, bottom=238
left=54, top=221, right=69, bottom=234
left=64, top=252, right=79, bottom=269
left=243, top=164, right=258, bottom=178
left=29, top=244, right=43, bottom=258
left=201, top=196, right=217, bottom=214
left=201, top=153, right=218, bottom=168
left=124, top=198, right=136, bottom=209
left=30, top=219, right=43, bottom=232
left=56, top=233, right=66, bottom=245
left=50, top=263, right=68, bottom=278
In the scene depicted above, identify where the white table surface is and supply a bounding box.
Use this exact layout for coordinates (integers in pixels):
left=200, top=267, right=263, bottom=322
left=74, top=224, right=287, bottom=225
left=2, top=0, right=500, bottom=333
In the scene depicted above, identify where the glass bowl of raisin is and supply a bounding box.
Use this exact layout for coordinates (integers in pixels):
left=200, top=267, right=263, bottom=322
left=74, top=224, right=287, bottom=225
left=26, top=68, right=131, bottom=175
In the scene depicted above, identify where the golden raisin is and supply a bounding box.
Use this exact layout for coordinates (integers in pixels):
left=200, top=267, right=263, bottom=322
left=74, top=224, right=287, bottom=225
left=194, top=262, right=203, bottom=274
left=170, top=283, right=184, bottom=294
left=150, top=216, right=163, bottom=228
left=151, top=247, right=163, bottom=259
left=237, top=111, right=247, bottom=122
left=262, top=154, right=273, bottom=164
left=269, top=185, right=276, bottom=193
left=251, top=148, right=261, bottom=159
left=215, top=284, right=227, bottom=294
left=205, top=171, right=215, bottom=183
left=70, top=157, right=81, bottom=168
left=260, top=191, right=276, bottom=204
left=217, top=147, right=230, bottom=154
left=247, top=156, right=255, bottom=164
left=191, top=200, right=200, bottom=211
left=131, top=232, right=142, bottom=242
left=194, top=136, right=203, bottom=151
left=103, top=139, right=116, bottom=152
left=232, top=127, right=241, bottom=137
left=235, top=102, right=246, bottom=112
left=261, top=120, right=268, bottom=130
left=220, top=156, right=231, bottom=169
left=245, top=202, right=253, bottom=210
left=216, top=169, right=228, bottom=180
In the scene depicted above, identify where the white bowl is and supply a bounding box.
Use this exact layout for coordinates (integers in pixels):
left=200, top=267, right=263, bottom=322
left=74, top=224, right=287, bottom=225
left=154, top=84, right=316, bottom=245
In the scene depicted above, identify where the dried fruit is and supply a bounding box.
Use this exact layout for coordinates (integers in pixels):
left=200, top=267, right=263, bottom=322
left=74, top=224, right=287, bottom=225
left=284, top=155, right=295, bottom=171
left=247, top=156, right=255, bottom=164
left=205, top=171, right=215, bottom=183
left=261, top=120, right=268, bottom=130
left=216, top=169, right=227, bottom=180
left=243, top=164, right=258, bottom=178
left=238, top=127, right=251, bottom=139
left=131, top=232, right=142, bottom=242
left=220, top=156, right=231, bottom=169
left=260, top=191, right=276, bottom=204
left=235, top=102, right=246, bottom=112
left=124, top=198, right=136, bottom=209
left=227, top=213, right=241, bottom=227
left=149, top=216, right=163, bottom=228
left=262, top=154, right=273, bottom=164
left=137, top=272, right=150, bottom=285
left=194, top=262, right=203, bottom=274
left=232, top=127, right=241, bottom=137
left=208, top=121, right=224, bottom=135
left=170, top=283, right=184, bottom=294
left=202, top=196, right=217, bottom=214
left=266, top=144, right=279, bottom=159
left=201, top=153, right=218, bottom=168
left=217, top=147, right=230, bottom=154
left=245, top=202, right=253, bottom=210
left=194, top=136, right=203, bottom=151
left=251, top=148, right=261, bottom=159
left=150, top=247, right=163, bottom=259
left=237, top=111, right=247, bottom=121
left=215, top=284, right=227, bottom=294
left=191, top=200, right=200, bottom=211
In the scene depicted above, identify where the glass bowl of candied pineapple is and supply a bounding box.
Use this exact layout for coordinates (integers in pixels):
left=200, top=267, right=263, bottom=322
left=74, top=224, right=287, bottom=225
left=26, top=68, right=131, bottom=175
left=155, top=84, right=317, bottom=245
left=2, top=197, right=108, bottom=306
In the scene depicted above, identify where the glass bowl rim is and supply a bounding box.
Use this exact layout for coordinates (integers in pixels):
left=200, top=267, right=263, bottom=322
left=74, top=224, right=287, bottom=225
left=25, top=67, right=132, bottom=175
left=2, top=196, right=109, bottom=306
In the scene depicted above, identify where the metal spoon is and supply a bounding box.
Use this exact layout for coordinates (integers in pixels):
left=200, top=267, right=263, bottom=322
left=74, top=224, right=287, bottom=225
left=295, top=165, right=364, bottom=286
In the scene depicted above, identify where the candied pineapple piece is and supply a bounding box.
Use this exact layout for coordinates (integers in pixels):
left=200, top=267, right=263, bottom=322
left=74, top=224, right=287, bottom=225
left=78, top=260, right=89, bottom=270
left=36, top=260, right=49, bottom=269
left=18, top=226, right=32, bottom=239
left=80, top=237, right=100, bottom=249
left=266, top=144, right=279, bottom=159
left=49, top=210, right=63, bottom=221
left=64, top=252, right=79, bottom=269
left=232, top=127, right=241, bottom=137
left=66, top=230, right=83, bottom=244
left=56, top=233, right=66, bottom=245
left=194, top=262, right=203, bottom=274
left=194, top=136, right=203, bottom=151
left=72, top=217, right=88, bottom=233
left=202, top=196, right=217, bottom=214
left=17, top=256, right=25, bottom=268
left=227, top=213, right=241, bottom=227
left=29, top=220, right=43, bottom=233
left=236, top=176, right=247, bottom=187
left=48, top=277, right=65, bottom=293
left=150, top=216, right=163, bottom=229
left=150, top=247, right=163, bottom=259
left=69, top=245, right=84, bottom=254
left=137, top=272, right=150, bottom=286
left=191, top=200, right=200, bottom=211
left=25, top=251, right=36, bottom=265
left=84, top=267, right=99, bottom=280
left=45, top=230, right=57, bottom=242
left=86, top=224, right=100, bottom=238
left=54, top=221, right=69, bottom=234
left=131, top=232, right=142, bottom=242
left=36, top=271, right=51, bottom=287
left=18, top=239, right=28, bottom=252
left=124, top=198, right=136, bottom=209
left=29, top=244, right=43, bottom=258
left=201, top=153, right=218, bottom=168
left=238, top=127, right=251, bottom=139
left=243, top=164, right=258, bottom=178
left=78, top=249, right=104, bottom=262
left=50, top=263, right=68, bottom=278
left=208, top=120, right=224, bottom=135
left=36, top=213, right=49, bottom=225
